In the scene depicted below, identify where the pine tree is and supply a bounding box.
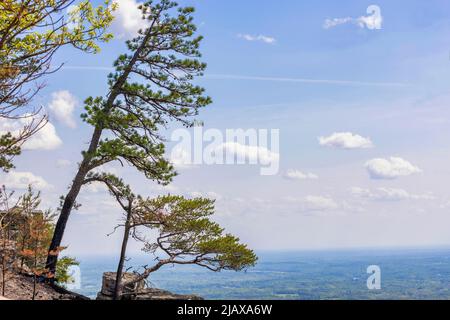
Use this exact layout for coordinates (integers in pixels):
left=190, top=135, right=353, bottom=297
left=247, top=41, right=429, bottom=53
left=46, top=0, right=212, bottom=275
left=84, top=173, right=257, bottom=300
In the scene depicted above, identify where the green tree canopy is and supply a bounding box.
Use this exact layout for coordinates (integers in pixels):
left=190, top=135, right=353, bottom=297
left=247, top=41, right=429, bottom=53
left=137, top=195, right=258, bottom=273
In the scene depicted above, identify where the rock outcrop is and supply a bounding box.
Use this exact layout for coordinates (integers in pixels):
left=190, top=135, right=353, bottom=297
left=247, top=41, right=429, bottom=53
left=100, top=272, right=145, bottom=296
left=0, top=271, right=88, bottom=300
left=96, top=272, right=203, bottom=301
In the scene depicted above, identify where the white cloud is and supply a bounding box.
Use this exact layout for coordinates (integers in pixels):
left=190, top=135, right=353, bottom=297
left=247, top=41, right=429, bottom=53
left=284, top=169, right=318, bottom=180
left=82, top=164, right=122, bottom=193
left=237, top=34, right=276, bottom=44
left=302, top=195, right=339, bottom=211
left=319, top=132, right=373, bottom=149
left=170, top=146, right=193, bottom=169
left=351, top=187, right=435, bottom=201
left=48, top=90, right=78, bottom=128
left=189, top=191, right=222, bottom=200
left=56, top=159, right=72, bottom=168
left=84, top=181, right=108, bottom=194
left=83, top=164, right=123, bottom=193
left=350, top=187, right=373, bottom=198
left=323, top=17, right=353, bottom=29
left=323, top=5, right=382, bottom=30
left=0, top=117, right=62, bottom=151
left=206, top=74, right=407, bottom=87
left=25, top=122, right=62, bottom=150
left=287, top=195, right=339, bottom=212
left=66, top=5, right=81, bottom=30
left=149, top=184, right=179, bottom=194
left=365, top=157, right=422, bottom=180
left=112, top=0, right=148, bottom=38
left=92, top=163, right=120, bottom=176
left=218, top=142, right=280, bottom=164
left=1, top=171, right=51, bottom=190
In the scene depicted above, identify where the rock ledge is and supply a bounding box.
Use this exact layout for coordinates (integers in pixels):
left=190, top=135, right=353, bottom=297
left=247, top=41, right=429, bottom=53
left=97, top=288, right=203, bottom=300
left=96, top=272, right=203, bottom=300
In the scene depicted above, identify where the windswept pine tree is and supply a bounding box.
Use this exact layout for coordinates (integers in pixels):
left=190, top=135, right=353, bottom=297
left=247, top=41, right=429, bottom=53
left=46, top=0, right=212, bottom=274
left=83, top=173, right=257, bottom=300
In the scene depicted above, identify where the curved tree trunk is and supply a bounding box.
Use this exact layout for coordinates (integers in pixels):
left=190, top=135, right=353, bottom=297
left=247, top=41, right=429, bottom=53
left=45, top=134, right=101, bottom=275
left=45, top=27, right=154, bottom=276
left=113, top=207, right=132, bottom=300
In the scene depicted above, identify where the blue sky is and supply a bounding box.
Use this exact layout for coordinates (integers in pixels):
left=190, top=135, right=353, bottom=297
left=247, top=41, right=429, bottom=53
left=3, top=0, right=450, bottom=255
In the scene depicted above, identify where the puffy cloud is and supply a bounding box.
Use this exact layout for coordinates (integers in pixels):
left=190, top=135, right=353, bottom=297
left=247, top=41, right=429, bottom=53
left=169, top=142, right=279, bottom=174
left=0, top=117, right=62, bottom=151
left=218, top=142, right=280, bottom=165
left=323, top=5, right=382, bottom=30
left=319, top=132, right=373, bottom=149
left=1, top=171, right=51, bottom=190
left=237, top=34, right=276, bottom=44
left=112, top=0, right=148, bottom=38
left=365, top=157, right=421, bottom=180
left=351, top=187, right=435, bottom=201
left=170, top=146, right=193, bottom=169
left=25, top=122, right=62, bottom=150
left=284, top=169, right=318, bottom=180
left=48, top=90, right=78, bottom=128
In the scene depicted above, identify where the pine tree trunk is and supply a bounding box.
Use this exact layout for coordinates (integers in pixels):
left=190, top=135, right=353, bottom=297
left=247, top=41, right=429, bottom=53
left=45, top=26, right=154, bottom=276
left=45, top=127, right=103, bottom=275
left=113, top=207, right=132, bottom=300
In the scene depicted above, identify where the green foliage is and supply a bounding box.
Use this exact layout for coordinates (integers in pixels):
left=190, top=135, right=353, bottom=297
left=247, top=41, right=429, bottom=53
left=56, top=256, right=79, bottom=286
left=138, top=195, right=258, bottom=273
left=0, top=0, right=115, bottom=65
left=0, top=0, right=116, bottom=171
left=85, top=172, right=134, bottom=211
left=0, top=133, right=20, bottom=172
left=79, top=0, right=212, bottom=186
left=20, top=185, right=42, bottom=215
